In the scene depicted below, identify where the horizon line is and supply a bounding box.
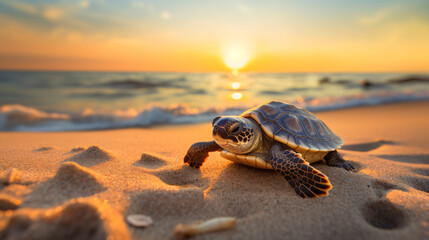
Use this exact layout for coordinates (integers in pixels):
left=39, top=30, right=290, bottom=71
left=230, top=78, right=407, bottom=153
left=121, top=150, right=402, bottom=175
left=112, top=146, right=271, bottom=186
left=1, top=68, right=429, bottom=75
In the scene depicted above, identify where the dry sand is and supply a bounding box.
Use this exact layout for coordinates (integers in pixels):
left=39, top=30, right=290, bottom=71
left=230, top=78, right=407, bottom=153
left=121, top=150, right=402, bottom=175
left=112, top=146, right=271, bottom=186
left=0, top=101, right=428, bottom=240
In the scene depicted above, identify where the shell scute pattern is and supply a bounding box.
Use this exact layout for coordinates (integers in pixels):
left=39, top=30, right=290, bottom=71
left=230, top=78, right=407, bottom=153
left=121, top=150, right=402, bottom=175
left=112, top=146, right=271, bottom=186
left=257, top=105, right=282, bottom=120
left=279, top=104, right=301, bottom=114
left=246, top=111, right=264, bottom=126
left=297, top=137, right=311, bottom=150
left=273, top=130, right=291, bottom=146
left=309, top=140, right=323, bottom=151
left=312, top=119, right=326, bottom=138
left=260, top=119, right=280, bottom=138
left=241, top=101, right=343, bottom=151
left=298, top=115, right=317, bottom=138
left=286, top=134, right=298, bottom=148
left=294, top=137, right=309, bottom=150
left=280, top=114, right=305, bottom=137
left=315, top=122, right=328, bottom=137
left=318, top=142, right=330, bottom=151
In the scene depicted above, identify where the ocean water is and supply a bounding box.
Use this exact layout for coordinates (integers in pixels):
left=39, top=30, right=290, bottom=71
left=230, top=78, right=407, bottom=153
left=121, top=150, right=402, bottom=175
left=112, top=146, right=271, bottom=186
left=0, top=71, right=428, bottom=131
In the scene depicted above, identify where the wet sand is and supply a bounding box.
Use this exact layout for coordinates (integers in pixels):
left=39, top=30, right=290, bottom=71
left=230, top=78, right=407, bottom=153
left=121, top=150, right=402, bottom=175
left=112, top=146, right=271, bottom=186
left=0, top=101, right=428, bottom=239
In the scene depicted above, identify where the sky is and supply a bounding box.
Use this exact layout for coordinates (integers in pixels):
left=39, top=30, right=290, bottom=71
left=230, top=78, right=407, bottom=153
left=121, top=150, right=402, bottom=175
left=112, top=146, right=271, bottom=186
left=0, top=0, right=428, bottom=72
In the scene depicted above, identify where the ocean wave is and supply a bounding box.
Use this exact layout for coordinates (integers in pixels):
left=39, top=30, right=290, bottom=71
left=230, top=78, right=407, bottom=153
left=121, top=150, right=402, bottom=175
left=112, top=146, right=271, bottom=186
left=103, top=77, right=187, bottom=89
left=387, top=75, right=429, bottom=84
left=0, top=104, right=240, bottom=131
left=1, top=91, right=429, bottom=131
left=68, top=91, right=135, bottom=99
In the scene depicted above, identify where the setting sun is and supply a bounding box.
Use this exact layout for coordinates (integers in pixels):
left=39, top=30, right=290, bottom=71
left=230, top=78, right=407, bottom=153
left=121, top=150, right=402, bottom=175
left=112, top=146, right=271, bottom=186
left=223, top=45, right=251, bottom=70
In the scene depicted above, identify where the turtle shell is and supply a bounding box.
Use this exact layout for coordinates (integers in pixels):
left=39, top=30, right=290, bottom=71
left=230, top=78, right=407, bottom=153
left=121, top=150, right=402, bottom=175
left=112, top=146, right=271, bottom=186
left=241, top=101, right=343, bottom=156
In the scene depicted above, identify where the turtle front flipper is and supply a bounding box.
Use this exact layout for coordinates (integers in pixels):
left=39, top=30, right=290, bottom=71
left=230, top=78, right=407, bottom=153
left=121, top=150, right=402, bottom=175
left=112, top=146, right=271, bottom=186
left=184, top=141, right=222, bottom=168
left=269, top=144, right=332, bottom=198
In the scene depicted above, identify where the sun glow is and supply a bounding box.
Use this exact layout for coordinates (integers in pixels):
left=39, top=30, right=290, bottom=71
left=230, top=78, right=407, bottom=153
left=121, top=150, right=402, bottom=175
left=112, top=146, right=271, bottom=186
left=223, top=45, right=251, bottom=70
left=231, top=82, right=241, bottom=90
left=231, top=92, right=243, bottom=100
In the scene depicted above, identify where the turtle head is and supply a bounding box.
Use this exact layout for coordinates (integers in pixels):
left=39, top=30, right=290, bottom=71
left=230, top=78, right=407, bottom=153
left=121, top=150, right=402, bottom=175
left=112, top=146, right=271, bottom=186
left=211, top=116, right=262, bottom=154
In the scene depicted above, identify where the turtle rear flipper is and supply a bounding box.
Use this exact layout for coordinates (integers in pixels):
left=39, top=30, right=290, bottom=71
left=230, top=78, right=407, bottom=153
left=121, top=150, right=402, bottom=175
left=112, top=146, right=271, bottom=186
left=269, top=144, right=332, bottom=198
left=324, top=150, right=356, bottom=172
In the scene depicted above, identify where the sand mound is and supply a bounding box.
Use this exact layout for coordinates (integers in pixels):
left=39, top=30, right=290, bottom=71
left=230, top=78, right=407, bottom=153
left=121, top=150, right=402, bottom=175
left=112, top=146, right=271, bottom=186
left=66, top=147, right=85, bottom=154
left=22, top=162, right=105, bottom=208
left=412, top=168, right=429, bottom=177
left=65, top=146, right=112, bottom=167
left=406, top=176, right=429, bottom=193
left=0, top=168, right=21, bottom=185
left=134, top=152, right=167, bottom=169
left=1, top=184, right=31, bottom=200
left=33, top=147, right=53, bottom=152
left=370, top=179, right=407, bottom=198
left=0, top=198, right=130, bottom=240
left=53, top=162, right=104, bottom=184
left=0, top=195, right=21, bottom=210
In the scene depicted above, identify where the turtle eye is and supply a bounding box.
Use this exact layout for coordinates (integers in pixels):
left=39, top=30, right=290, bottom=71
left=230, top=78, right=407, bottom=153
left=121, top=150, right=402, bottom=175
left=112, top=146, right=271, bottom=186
left=229, top=122, right=242, bottom=135
left=212, top=116, right=221, bottom=126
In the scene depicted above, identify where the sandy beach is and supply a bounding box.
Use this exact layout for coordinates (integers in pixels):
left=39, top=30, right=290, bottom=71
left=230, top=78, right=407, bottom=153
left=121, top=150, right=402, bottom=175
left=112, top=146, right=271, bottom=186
left=0, top=101, right=428, bottom=240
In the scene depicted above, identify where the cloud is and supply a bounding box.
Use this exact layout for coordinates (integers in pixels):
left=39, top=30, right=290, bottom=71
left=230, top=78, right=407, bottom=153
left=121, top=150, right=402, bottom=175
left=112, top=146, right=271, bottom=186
left=0, top=0, right=130, bottom=37
left=358, top=5, right=399, bottom=26
left=79, top=1, right=89, bottom=9
left=131, top=1, right=145, bottom=9
left=161, top=11, right=171, bottom=20
left=42, top=7, right=64, bottom=21
left=2, top=1, right=65, bottom=22
left=2, top=1, right=38, bottom=15
left=384, top=19, right=429, bottom=43
left=236, top=3, right=250, bottom=14
left=356, top=3, right=429, bottom=43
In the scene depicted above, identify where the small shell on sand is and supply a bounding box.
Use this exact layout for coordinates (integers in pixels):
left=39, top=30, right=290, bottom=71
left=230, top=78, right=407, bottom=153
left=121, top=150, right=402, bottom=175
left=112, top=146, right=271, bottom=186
left=174, top=217, right=236, bottom=237
left=126, top=214, right=154, bottom=227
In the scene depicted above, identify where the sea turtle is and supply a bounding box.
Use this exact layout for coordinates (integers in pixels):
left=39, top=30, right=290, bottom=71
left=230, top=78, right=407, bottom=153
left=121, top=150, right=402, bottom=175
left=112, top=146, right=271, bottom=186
left=184, top=101, right=355, bottom=198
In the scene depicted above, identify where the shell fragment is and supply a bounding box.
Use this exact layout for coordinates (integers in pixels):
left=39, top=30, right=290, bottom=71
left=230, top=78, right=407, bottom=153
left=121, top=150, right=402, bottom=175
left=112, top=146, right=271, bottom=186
left=126, top=214, right=154, bottom=227
left=174, top=217, right=236, bottom=237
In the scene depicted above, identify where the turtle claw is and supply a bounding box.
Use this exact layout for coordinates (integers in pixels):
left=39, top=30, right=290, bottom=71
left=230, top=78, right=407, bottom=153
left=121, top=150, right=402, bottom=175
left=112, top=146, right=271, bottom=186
left=183, top=141, right=220, bottom=169
left=184, top=152, right=207, bottom=169
left=342, top=162, right=356, bottom=172
left=324, top=151, right=356, bottom=172
left=331, top=161, right=355, bottom=172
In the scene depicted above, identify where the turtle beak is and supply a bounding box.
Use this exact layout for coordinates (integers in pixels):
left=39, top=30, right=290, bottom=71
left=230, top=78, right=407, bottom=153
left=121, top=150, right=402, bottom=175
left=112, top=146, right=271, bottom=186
left=213, top=124, right=220, bottom=137
left=212, top=124, right=226, bottom=138
left=212, top=122, right=229, bottom=141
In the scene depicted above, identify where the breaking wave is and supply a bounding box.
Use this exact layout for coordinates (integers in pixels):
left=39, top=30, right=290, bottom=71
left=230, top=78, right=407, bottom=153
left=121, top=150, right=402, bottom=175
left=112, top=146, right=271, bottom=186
left=1, top=91, right=429, bottom=131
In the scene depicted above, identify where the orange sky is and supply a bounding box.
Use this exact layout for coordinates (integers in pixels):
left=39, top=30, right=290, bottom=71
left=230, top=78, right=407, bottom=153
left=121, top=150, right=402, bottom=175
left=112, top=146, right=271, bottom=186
left=0, top=0, right=429, bottom=72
